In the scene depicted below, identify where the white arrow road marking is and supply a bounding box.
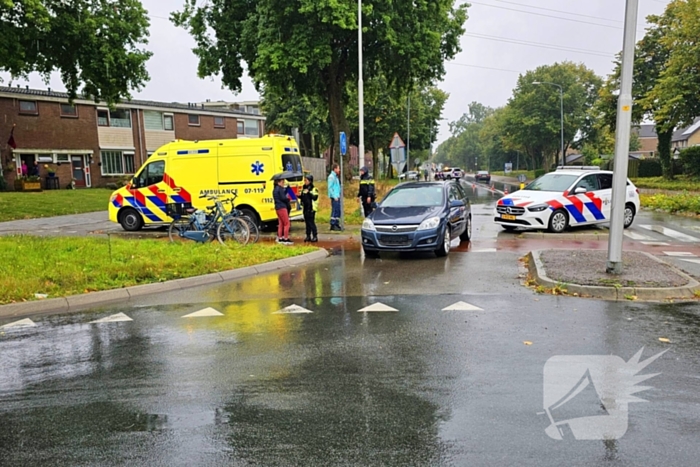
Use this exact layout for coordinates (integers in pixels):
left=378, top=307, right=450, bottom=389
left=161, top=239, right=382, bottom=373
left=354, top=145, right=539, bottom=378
left=273, top=304, right=313, bottom=314
left=358, top=302, right=398, bottom=313
left=663, top=251, right=696, bottom=257
left=0, top=318, right=37, bottom=329
left=182, top=307, right=224, bottom=318
left=640, top=225, right=700, bottom=242
left=442, top=301, right=484, bottom=311
left=90, top=313, right=133, bottom=323
left=679, top=258, right=700, bottom=265
left=624, top=231, right=654, bottom=241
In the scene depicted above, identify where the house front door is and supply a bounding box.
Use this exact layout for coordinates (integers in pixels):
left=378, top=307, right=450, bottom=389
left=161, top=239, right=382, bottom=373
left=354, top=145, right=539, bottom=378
left=71, top=155, right=86, bottom=187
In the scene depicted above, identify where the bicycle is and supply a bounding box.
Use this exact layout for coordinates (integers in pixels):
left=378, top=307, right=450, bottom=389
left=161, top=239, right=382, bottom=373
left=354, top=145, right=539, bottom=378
left=220, top=197, right=260, bottom=244
left=167, top=195, right=249, bottom=245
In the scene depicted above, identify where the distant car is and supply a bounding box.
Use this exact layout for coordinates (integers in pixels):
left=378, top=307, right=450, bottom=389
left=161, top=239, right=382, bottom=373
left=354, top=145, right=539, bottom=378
left=445, top=168, right=464, bottom=180
left=398, top=171, right=419, bottom=181
left=494, top=167, right=640, bottom=233
left=361, top=181, right=472, bottom=257
left=475, top=170, right=491, bottom=183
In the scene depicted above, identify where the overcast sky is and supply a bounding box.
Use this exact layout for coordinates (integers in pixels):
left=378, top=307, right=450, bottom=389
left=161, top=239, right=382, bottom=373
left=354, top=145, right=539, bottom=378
left=3, top=0, right=670, bottom=146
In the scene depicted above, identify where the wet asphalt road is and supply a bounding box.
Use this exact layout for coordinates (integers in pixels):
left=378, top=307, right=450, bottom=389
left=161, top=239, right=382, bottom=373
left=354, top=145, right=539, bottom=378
left=2, top=246, right=700, bottom=466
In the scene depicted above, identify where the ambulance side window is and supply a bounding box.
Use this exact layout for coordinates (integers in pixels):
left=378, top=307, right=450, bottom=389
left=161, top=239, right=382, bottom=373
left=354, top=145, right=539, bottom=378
left=281, top=154, right=303, bottom=182
left=135, top=161, right=165, bottom=187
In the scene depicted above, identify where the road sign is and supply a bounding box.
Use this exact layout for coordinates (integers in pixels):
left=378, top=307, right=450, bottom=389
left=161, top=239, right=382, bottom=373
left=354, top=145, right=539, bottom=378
left=504, top=162, right=513, bottom=174
left=339, top=132, right=347, bottom=156
left=517, top=174, right=527, bottom=183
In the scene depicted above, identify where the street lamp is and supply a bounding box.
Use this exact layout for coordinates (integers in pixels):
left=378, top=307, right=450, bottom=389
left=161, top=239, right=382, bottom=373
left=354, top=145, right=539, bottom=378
left=533, top=81, right=564, bottom=167
left=358, top=0, right=365, bottom=176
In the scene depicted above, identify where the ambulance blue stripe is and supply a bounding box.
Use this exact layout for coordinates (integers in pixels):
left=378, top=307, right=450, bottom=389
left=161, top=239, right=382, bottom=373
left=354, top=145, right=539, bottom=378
left=148, top=196, right=168, bottom=214
left=501, top=198, right=514, bottom=206
left=171, top=195, right=186, bottom=204
left=585, top=202, right=605, bottom=220
left=565, top=205, right=586, bottom=223
left=124, top=196, right=162, bottom=222
left=112, top=199, right=120, bottom=208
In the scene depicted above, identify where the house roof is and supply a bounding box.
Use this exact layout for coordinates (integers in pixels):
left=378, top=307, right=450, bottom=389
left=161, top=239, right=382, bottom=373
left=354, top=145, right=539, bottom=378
left=635, top=124, right=657, bottom=139
left=672, top=117, right=700, bottom=142
left=0, top=86, right=265, bottom=119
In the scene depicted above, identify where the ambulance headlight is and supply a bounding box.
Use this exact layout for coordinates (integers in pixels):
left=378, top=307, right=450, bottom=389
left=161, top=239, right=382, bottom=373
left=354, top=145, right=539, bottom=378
left=528, top=203, right=549, bottom=212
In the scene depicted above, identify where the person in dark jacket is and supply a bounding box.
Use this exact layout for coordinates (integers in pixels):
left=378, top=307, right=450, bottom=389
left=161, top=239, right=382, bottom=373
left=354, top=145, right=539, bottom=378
left=273, top=178, right=293, bottom=244
left=300, top=174, right=319, bottom=242
left=358, top=166, right=376, bottom=217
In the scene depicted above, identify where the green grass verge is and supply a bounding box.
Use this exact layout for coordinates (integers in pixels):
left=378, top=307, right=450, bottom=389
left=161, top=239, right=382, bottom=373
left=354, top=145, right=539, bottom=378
left=0, top=189, right=113, bottom=222
left=631, top=176, right=700, bottom=191
left=640, top=193, right=700, bottom=215
left=314, top=179, right=399, bottom=226
left=0, top=236, right=316, bottom=304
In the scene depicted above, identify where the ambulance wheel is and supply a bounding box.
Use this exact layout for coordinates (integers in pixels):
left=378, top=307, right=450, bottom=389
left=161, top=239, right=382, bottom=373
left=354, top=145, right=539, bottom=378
left=239, top=208, right=260, bottom=228
left=548, top=209, right=568, bottom=234
left=119, top=208, right=143, bottom=231
left=623, top=203, right=636, bottom=229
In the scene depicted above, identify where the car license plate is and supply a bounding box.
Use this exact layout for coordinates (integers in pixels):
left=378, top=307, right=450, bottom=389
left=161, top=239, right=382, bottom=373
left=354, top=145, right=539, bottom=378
left=501, top=214, right=516, bottom=221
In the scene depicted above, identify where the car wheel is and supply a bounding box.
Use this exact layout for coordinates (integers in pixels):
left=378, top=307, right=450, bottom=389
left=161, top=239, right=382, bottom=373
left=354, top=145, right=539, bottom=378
left=460, top=215, right=472, bottom=241
left=363, top=247, right=379, bottom=258
left=502, top=225, right=517, bottom=232
left=623, top=203, right=636, bottom=229
left=436, top=226, right=451, bottom=257
left=119, top=208, right=143, bottom=231
left=548, top=209, right=568, bottom=234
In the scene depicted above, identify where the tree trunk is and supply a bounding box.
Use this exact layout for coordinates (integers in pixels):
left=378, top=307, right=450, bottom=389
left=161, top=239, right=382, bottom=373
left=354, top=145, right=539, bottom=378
left=326, top=62, right=352, bottom=182
left=372, top=147, right=379, bottom=180
left=656, top=126, right=673, bottom=180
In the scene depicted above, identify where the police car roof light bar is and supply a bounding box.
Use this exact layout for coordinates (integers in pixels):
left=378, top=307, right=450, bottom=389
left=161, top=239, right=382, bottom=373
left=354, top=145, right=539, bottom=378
left=556, top=166, right=601, bottom=171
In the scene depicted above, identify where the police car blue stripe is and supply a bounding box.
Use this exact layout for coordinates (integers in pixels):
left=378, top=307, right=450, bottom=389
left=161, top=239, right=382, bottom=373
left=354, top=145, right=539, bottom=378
left=565, top=204, right=587, bottom=223
left=585, top=202, right=605, bottom=221
left=501, top=198, right=514, bottom=206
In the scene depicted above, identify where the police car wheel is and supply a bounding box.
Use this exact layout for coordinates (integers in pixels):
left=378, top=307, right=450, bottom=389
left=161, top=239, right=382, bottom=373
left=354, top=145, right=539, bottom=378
left=119, top=208, right=143, bottom=232
left=623, top=203, right=635, bottom=229
left=548, top=209, right=568, bottom=234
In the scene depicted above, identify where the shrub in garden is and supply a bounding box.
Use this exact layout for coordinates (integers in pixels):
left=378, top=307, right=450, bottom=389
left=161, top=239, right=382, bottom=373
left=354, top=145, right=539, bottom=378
left=680, top=147, right=700, bottom=178
left=638, top=159, right=662, bottom=178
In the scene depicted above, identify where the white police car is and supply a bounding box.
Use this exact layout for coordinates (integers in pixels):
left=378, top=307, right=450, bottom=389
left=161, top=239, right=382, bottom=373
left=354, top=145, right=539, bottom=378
left=494, top=167, right=640, bottom=233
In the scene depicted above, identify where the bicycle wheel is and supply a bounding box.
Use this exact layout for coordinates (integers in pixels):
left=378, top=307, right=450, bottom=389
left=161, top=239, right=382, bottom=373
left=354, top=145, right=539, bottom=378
left=168, top=218, right=194, bottom=242
left=217, top=217, right=250, bottom=245
left=241, top=216, right=260, bottom=244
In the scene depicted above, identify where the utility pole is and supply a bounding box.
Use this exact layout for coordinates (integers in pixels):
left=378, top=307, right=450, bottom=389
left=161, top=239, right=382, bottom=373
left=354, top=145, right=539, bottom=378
left=357, top=0, right=365, bottom=178
left=607, top=0, right=639, bottom=274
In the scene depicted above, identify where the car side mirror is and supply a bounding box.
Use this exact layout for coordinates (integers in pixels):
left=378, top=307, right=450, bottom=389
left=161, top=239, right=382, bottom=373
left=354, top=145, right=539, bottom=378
left=450, top=199, right=465, bottom=208
left=130, top=178, right=140, bottom=189
left=574, top=187, right=587, bottom=194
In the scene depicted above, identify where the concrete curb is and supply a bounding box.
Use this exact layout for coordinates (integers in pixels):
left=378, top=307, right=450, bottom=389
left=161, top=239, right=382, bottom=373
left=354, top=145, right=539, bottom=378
left=526, top=249, right=700, bottom=301
left=0, top=249, right=330, bottom=319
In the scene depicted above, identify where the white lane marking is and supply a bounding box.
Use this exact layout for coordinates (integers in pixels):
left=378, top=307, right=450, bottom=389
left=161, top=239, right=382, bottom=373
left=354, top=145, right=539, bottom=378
left=641, top=241, right=670, bottom=246
left=358, top=302, right=398, bottom=313
left=679, top=258, right=700, bottom=265
left=182, top=307, right=224, bottom=318
left=442, top=301, right=484, bottom=311
left=273, top=304, right=313, bottom=314
left=0, top=318, right=37, bottom=329
left=90, top=313, right=133, bottom=323
left=640, top=225, right=700, bottom=242
left=662, top=251, right=696, bottom=257
left=471, top=248, right=497, bottom=253
left=624, top=230, right=654, bottom=241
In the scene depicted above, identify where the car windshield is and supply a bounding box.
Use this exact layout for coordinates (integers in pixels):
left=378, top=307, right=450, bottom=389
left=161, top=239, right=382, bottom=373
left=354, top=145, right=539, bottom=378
left=381, top=186, right=445, bottom=207
left=524, top=173, right=578, bottom=192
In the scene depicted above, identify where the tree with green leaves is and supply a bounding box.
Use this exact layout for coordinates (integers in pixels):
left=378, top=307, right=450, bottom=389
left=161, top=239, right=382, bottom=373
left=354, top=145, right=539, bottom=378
left=1, top=0, right=152, bottom=103
left=503, top=62, right=602, bottom=170
left=437, top=101, right=493, bottom=171
left=173, top=0, right=467, bottom=179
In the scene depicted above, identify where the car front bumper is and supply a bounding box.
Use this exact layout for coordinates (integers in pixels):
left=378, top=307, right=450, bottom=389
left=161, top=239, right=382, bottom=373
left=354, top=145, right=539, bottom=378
left=361, top=225, right=445, bottom=252
left=493, top=208, right=550, bottom=230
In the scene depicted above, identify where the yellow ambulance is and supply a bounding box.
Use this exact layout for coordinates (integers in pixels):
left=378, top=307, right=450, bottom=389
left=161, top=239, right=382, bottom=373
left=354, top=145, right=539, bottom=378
left=108, top=135, right=305, bottom=231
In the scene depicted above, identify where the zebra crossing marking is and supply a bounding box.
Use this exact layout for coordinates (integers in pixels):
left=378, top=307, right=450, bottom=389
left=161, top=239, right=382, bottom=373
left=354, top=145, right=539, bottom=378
left=640, top=225, right=700, bottom=242
left=662, top=251, right=695, bottom=257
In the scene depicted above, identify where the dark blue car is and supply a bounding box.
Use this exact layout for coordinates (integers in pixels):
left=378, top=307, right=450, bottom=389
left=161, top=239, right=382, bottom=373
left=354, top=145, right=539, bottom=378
left=361, top=181, right=472, bottom=257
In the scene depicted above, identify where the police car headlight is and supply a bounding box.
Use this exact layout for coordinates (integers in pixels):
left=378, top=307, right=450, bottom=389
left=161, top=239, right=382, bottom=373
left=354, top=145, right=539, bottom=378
left=362, top=218, right=375, bottom=231
left=528, top=203, right=549, bottom=212
left=417, top=217, right=441, bottom=231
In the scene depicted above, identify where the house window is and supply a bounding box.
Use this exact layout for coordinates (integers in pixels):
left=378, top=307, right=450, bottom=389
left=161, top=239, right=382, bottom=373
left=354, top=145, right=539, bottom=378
left=188, top=114, right=200, bottom=126
left=60, top=104, right=78, bottom=117
left=237, top=121, right=244, bottom=134
left=97, top=108, right=131, bottom=127
left=19, top=100, right=38, bottom=115
left=164, top=114, right=174, bottom=131
left=101, top=150, right=135, bottom=175
left=144, top=110, right=164, bottom=130
left=97, top=109, right=109, bottom=126
left=56, top=154, right=70, bottom=163
left=244, top=119, right=258, bottom=136
left=214, top=116, right=225, bottom=128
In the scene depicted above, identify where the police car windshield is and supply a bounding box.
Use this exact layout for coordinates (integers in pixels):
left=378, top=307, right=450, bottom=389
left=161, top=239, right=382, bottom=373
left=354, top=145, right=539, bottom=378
left=381, top=186, right=445, bottom=207
left=524, top=173, right=578, bottom=192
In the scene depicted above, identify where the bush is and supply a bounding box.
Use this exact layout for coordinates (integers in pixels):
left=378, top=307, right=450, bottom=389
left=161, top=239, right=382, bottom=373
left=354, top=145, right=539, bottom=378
left=534, top=169, right=546, bottom=178
left=638, top=159, right=662, bottom=178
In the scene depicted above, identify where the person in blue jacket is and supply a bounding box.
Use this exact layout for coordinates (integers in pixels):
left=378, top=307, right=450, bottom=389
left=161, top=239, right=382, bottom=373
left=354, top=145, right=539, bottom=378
left=327, top=163, right=341, bottom=231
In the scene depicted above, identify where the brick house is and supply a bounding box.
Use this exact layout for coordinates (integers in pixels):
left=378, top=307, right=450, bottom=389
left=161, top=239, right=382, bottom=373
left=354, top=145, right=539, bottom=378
left=0, top=86, right=266, bottom=189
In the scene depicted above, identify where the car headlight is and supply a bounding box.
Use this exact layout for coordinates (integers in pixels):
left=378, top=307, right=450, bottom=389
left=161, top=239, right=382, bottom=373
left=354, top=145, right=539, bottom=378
left=417, top=216, right=441, bottom=231
left=528, top=203, right=549, bottom=212
left=362, top=218, right=375, bottom=231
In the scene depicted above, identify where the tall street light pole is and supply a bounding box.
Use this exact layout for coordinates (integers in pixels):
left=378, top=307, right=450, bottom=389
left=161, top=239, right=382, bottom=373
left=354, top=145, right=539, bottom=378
left=533, top=81, right=564, bottom=167
left=358, top=0, right=365, bottom=175
left=607, top=0, right=639, bottom=274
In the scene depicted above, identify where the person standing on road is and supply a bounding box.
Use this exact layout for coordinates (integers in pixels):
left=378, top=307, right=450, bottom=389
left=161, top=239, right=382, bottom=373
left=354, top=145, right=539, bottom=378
left=273, top=178, right=293, bottom=244
left=358, top=166, right=376, bottom=217
left=301, top=174, right=319, bottom=242
left=327, top=163, right=341, bottom=231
